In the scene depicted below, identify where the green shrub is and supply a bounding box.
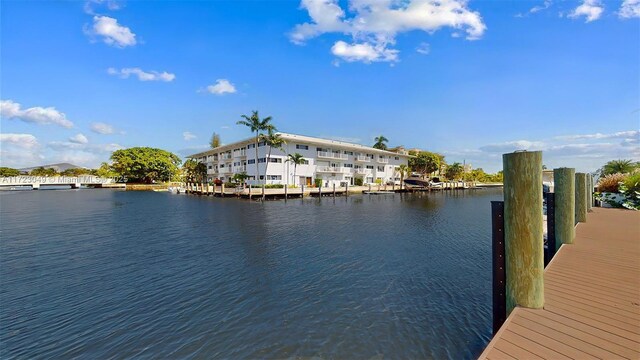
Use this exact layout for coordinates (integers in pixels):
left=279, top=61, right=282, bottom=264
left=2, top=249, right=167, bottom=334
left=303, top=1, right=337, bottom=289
left=251, top=184, right=284, bottom=189
left=314, top=178, right=323, bottom=187
left=597, top=173, right=627, bottom=193
left=375, top=178, right=383, bottom=185
left=354, top=177, right=363, bottom=186
left=622, top=172, right=640, bottom=194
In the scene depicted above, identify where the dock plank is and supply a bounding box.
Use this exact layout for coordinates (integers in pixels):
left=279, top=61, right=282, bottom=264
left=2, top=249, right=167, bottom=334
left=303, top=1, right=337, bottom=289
left=479, top=208, right=640, bottom=359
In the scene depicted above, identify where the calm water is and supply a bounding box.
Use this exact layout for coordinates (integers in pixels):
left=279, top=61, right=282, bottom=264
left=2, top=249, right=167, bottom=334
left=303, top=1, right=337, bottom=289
left=1, top=188, right=502, bottom=359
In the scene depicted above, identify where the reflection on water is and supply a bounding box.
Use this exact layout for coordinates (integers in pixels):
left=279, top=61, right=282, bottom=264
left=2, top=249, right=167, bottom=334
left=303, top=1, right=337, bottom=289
left=1, top=188, right=502, bottom=359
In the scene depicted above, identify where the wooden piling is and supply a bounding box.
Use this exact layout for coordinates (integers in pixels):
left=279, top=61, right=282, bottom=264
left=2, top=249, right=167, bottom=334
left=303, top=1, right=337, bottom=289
left=221, top=183, right=225, bottom=198
left=587, top=174, right=593, bottom=212
left=346, top=182, right=349, bottom=196
left=249, top=184, right=252, bottom=200
left=333, top=183, right=336, bottom=197
left=284, top=184, right=288, bottom=200
left=553, top=168, right=575, bottom=250
left=301, top=183, right=304, bottom=198
left=503, top=151, right=544, bottom=314
left=575, top=173, right=587, bottom=223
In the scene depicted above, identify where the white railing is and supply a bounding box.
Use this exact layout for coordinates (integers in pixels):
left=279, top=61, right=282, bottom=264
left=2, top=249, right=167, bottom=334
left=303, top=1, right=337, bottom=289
left=317, top=151, right=347, bottom=160
left=316, top=166, right=347, bottom=173
left=355, top=168, right=372, bottom=175
left=220, top=153, right=232, bottom=160
left=0, top=176, right=115, bottom=185
left=355, top=155, right=371, bottom=162
left=233, top=150, right=247, bottom=157
left=377, top=157, right=389, bottom=164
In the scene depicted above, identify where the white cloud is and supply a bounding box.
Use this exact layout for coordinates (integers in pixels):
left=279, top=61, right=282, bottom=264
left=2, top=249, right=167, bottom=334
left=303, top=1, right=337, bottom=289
left=555, top=130, right=639, bottom=141
left=107, top=67, right=175, bottom=82
left=206, top=79, right=237, bottom=95
left=479, top=140, right=546, bottom=153
left=1, top=99, right=74, bottom=128
left=183, top=131, right=196, bottom=141
left=290, top=0, right=486, bottom=63
left=620, top=0, right=640, bottom=18
left=530, top=0, right=552, bottom=13
left=90, top=122, right=115, bottom=135
left=331, top=40, right=398, bottom=63
left=86, top=16, right=136, bottom=48
left=0, top=133, right=40, bottom=149
left=69, top=133, right=89, bottom=144
left=569, top=0, right=604, bottom=22
left=0, top=133, right=43, bottom=168
left=416, top=42, right=430, bottom=55
left=84, top=0, right=122, bottom=14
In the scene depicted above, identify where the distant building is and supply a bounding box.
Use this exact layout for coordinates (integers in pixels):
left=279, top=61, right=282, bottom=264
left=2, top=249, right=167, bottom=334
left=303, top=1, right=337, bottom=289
left=463, top=163, right=472, bottom=173
left=187, top=132, right=411, bottom=186
left=18, top=163, right=85, bottom=175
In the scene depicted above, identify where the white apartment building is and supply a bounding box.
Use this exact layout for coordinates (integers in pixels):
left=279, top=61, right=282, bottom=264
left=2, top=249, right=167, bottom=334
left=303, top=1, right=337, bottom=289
left=187, top=132, right=411, bottom=187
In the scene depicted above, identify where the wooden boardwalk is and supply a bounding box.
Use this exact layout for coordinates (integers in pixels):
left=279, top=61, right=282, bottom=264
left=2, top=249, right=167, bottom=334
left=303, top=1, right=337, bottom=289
left=480, top=207, right=640, bottom=359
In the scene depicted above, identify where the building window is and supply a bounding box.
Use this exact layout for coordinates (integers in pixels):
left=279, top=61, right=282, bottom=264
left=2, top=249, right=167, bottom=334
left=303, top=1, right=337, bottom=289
left=301, top=159, right=309, bottom=165
left=344, top=163, right=353, bottom=168
left=258, top=158, right=266, bottom=163
left=208, top=166, right=212, bottom=169
left=220, top=164, right=225, bottom=168
left=366, top=165, right=374, bottom=169
left=258, top=141, right=266, bottom=147
left=267, top=175, right=282, bottom=180
left=248, top=144, right=255, bottom=149
left=259, top=175, right=264, bottom=180
left=377, top=166, right=385, bottom=171
left=317, top=147, right=328, bottom=152
left=354, top=165, right=362, bottom=169
left=296, top=144, right=309, bottom=150
left=248, top=159, right=256, bottom=164
left=395, top=156, right=400, bottom=160
left=269, top=158, right=282, bottom=163
left=344, top=151, right=354, bottom=155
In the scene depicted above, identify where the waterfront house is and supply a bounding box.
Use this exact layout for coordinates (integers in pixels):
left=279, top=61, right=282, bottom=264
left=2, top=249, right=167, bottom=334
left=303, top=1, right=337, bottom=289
left=187, top=132, right=411, bottom=187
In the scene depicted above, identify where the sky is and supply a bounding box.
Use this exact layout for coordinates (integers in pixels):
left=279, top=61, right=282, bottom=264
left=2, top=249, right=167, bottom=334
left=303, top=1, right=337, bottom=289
left=1, top=0, right=639, bottom=173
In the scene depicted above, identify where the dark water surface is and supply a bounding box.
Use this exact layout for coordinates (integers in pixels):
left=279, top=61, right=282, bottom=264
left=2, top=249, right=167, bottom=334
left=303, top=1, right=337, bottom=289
left=1, top=189, right=502, bottom=359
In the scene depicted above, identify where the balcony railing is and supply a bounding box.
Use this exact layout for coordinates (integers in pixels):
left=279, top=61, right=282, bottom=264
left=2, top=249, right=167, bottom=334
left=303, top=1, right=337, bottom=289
left=316, top=166, right=347, bottom=173
left=317, top=151, right=347, bottom=160
left=355, top=155, right=371, bottom=162
left=220, top=154, right=232, bottom=160
left=355, top=168, right=372, bottom=175
left=377, top=157, right=389, bottom=164
left=233, top=151, right=247, bottom=157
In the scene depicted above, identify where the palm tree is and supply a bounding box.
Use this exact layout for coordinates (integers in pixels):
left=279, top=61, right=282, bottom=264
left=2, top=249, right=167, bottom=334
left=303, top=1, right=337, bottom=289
left=259, top=128, right=286, bottom=199
left=210, top=132, right=221, bottom=148
left=445, top=162, right=464, bottom=180
left=600, top=159, right=638, bottom=176
left=396, top=164, right=410, bottom=190
left=286, top=153, right=305, bottom=186
left=373, top=135, right=389, bottom=150
left=236, top=110, right=273, bottom=185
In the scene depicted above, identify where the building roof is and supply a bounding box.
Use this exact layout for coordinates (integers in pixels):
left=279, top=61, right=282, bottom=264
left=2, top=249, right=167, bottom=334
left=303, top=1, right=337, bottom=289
left=187, top=132, right=412, bottom=159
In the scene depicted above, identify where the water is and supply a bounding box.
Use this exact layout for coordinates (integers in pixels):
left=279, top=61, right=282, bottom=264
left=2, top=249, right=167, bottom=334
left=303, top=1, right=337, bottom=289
left=1, top=188, right=502, bottom=359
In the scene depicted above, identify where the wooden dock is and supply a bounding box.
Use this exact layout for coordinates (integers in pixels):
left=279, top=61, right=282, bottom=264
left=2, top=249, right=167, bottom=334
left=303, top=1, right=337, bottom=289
left=480, top=207, right=640, bottom=359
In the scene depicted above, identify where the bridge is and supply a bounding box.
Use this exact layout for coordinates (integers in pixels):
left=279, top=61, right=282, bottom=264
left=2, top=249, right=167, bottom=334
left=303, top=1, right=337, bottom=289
left=0, top=176, right=120, bottom=190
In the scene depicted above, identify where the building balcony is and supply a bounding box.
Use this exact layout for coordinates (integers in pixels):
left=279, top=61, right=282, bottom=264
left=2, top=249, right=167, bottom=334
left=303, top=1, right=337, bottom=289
left=317, top=151, right=347, bottom=160
left=355, top=155, right=371, bottom=162
left=377, top=158, right=389, bottom=164
left=233, top=151, right=246, bottom=158
left=355, top=169, right=372, bottom=175
left=316, top=166, right=348, bottom=173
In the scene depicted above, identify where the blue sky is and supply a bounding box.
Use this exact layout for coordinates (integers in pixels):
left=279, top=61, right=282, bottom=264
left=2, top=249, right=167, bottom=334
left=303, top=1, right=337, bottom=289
left=1, top=0, right=638, bottom=173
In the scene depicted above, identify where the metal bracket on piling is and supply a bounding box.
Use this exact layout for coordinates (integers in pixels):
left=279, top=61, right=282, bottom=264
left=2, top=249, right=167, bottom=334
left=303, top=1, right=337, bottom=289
left=491, top=200, right=506, bottom=335
left=545, top=192, right=556, bottom=267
